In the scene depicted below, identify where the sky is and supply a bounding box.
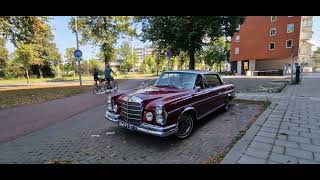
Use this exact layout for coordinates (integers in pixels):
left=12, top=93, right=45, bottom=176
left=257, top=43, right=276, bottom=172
left=5, top=16, right=150, bottom=60
left=5, top=16, right=320, bottom=60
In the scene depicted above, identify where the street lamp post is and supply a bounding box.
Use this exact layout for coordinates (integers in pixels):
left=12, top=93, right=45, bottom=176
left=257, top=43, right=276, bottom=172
left=74, top=16, right=82, bottom=86
left=290, top=45, right=295, bottom=84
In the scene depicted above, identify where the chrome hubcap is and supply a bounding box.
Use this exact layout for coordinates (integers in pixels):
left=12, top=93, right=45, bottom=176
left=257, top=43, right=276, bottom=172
left=176, top=116, right=193, bottom=138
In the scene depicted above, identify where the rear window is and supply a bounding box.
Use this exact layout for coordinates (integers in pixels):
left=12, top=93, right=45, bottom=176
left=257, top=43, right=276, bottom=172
left=204, top=74, right=222, bottom=88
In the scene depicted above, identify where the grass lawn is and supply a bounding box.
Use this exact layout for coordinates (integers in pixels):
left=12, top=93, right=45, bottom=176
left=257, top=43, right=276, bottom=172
left=0, top=85, right=92, bottom=109
left=0, top=73, right=157, bottom=85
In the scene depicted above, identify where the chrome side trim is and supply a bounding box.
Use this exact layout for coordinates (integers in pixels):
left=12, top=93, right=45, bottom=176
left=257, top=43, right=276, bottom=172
left=198, top=104, right=225, bottom=119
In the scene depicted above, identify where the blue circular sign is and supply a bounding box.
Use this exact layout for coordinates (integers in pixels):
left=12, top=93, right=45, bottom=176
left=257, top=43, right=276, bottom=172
left=73, top=49, right=82, bottom=59
left=166, top=49, right=171, bottom=58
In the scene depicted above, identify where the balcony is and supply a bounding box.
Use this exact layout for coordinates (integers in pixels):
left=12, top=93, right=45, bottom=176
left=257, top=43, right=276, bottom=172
left=300, top=32, right=312, bottom=40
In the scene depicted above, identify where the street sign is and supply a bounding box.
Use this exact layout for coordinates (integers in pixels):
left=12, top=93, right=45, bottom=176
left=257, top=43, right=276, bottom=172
left=73, top=49, right=82, bottom=59
left=166, top=49, right=171, bottom=59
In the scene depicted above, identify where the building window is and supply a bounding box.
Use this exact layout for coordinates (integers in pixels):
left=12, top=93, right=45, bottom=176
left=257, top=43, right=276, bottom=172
left=286, top=39, right=293, bottom=48
left=271, top=16, right=277, bottom=22
left=269, top=42, right=275, bottom=50
left=270, top=27, right=276, bottom=36
left=287, top=23, right=294, bottom=33
left=235, top=35, right=240, bottom=42
left=303, top=19, right=312, bottom=27
left=235, top=47, right=239, bottom=54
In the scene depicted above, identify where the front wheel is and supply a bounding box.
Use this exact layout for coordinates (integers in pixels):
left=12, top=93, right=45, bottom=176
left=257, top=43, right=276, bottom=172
left=93, top=84, right=101, bottom=94
left=175, top=114, right=194, bottom=139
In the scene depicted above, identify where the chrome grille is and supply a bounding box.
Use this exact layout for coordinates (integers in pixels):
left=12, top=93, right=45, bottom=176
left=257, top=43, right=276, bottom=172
left=120, top=97, right=143, bottom=125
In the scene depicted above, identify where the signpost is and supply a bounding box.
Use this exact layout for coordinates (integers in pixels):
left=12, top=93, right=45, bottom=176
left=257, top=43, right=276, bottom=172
left=74, top=16, right=82, bottom=86
left=166, top=49, right=171, bottom=71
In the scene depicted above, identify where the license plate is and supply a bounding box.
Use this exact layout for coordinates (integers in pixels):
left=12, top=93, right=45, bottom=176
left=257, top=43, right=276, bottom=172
left=119, top=121, right=135, bottom=131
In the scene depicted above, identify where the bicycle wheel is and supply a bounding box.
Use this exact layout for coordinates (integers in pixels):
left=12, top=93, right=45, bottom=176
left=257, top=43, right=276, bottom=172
left=104, top=82, right=111, bottom=93
left=112, top=81, right=118, bottom=92
left=93, top=84, right=99, bottom=94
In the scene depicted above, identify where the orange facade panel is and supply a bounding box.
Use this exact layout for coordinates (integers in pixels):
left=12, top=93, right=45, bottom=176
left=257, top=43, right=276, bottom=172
left=230, top=16, right=301, bottom=61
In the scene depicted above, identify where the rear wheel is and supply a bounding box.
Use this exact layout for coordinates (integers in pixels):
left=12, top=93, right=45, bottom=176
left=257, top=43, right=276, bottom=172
left=175, top=114, right=194, bottom=139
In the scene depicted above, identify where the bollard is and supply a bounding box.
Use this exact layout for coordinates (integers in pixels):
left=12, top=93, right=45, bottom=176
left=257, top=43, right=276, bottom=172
left=295, top=65, right=300, bottom=84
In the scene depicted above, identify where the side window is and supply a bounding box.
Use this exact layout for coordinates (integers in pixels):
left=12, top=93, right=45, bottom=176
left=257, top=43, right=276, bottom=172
left=195, top=74, right=204, bottom=89
left=204, top=74, right=222, bottom=88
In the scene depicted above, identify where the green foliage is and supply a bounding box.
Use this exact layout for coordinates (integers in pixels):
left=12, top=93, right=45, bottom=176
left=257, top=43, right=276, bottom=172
left=64, top=47, right=77, bottom=74
left=140, top=54, right=156, bottom=73
left=138, top=16, right=245, bottom=70
left=0, top=37, right=8, bottom=78
left=30, top=26, right=61, bottom=78
left=313, top=48, right=320, bottom=67
left=69, top=16, right=135, bottom=66
left=0, top=16, right=49, bottom=47
left=13, top=43, right=35, bottom=70
left=122, top=51, right=138, bottom=72
left=203, top=37, right=230, bottom=72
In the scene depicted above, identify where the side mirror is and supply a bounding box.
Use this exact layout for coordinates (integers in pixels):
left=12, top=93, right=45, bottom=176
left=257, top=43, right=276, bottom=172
left=195, top=86, right=201, bottom=92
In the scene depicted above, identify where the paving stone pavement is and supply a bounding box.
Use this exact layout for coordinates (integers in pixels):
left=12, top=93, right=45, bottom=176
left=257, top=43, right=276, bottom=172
left=222, top=73, right=320, bottom=164
left=0, top=99, right=260, bottom=164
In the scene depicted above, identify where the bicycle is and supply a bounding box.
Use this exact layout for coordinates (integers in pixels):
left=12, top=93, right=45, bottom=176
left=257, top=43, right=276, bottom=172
left=93, top=76, right=118, bottom=94
left=104, top=77, right=119, bottom=93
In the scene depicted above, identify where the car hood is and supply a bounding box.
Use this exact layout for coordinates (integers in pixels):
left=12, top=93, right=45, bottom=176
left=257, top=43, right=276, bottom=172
left=118, top=86, right=191, bottom=105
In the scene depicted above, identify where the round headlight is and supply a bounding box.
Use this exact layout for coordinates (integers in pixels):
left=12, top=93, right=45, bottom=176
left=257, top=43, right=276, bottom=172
left=156, top=115, right=165, bottom=125
left=146, top=112, right=153, bottom=121
left=113, top=104, right=118, bottom=112
left=107, top=96, right=112, bottom=104
left=156, top=106, right=163, bottom=115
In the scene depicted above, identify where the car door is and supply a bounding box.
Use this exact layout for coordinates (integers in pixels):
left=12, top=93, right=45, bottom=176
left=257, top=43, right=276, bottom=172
left=201, top=74, right=226, bottom=114
left=191, top=74, right=210, bottom=118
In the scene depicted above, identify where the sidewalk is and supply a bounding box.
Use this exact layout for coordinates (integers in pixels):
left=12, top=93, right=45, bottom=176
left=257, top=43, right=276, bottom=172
left=222, top=73, right=320, bottom=164
left=0, top=79, right=146, bottom=143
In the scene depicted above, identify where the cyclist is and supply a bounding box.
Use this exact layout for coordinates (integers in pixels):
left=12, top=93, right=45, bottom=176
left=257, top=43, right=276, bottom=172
left=93, top=68, right=100, bottom=85
left=104, top=64, right=117, bottom=89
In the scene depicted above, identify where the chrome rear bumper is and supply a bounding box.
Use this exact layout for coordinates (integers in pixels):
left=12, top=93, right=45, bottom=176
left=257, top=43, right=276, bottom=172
left=105, top=111, right=177, bottom=137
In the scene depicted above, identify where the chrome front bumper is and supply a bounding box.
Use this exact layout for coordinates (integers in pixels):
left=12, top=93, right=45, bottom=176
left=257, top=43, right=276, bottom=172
left=105, top=111, right=177, bottom=137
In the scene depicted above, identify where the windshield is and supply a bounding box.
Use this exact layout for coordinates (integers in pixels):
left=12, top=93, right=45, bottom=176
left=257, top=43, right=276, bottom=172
left=155, top=72, right=197, bottom=89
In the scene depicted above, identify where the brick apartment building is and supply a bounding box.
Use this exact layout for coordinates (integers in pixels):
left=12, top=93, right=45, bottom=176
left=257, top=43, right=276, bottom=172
left=230, top=16, right=313, bottom=75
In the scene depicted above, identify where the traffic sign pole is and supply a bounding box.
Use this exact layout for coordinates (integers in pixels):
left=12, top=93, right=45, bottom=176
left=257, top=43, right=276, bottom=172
left=74, top=16, right=82, bottom=86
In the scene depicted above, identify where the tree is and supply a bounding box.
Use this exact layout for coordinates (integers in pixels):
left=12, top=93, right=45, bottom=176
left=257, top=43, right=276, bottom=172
left=138, top=16, right=245, bottom=70
left=0, top=16, right=49, bottom=47
left=64, top=47, right=77, bottom=76
left=122, top=50, right=138, bottom=72
left=13, top=44, right=36, bottom=83
left=69, top=16, right=135, bottom=67
left=140, top=54, right=156, bottom=73
left=0, top=37, right=8, bottom=78
left=31, top=26, right=61, bottom=78
left=203, top=37, right=230, bottom=72
left=151, top=44, right=166, bottom=75
left=313, top=48, right=320, bottom=68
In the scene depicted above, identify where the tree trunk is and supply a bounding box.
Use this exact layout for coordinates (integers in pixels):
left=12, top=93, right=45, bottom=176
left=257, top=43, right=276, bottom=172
left=103, top=49, right=108, bottom=68
left=26, top=69, right=29, bottom=84
left=38, top=66, right=43, bottom=79
left=188, top=49, right=195, bottom=70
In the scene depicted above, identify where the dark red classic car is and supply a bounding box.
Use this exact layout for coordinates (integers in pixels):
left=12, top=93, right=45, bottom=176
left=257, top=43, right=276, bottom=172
left=105, top=70, right=235, bottom=139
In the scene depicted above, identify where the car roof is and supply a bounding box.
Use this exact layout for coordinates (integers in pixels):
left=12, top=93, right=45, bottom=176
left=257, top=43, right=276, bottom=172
left=162, top=70, right=218, bottom=75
